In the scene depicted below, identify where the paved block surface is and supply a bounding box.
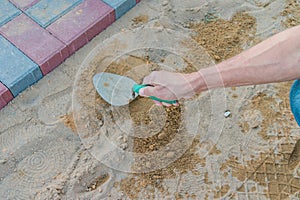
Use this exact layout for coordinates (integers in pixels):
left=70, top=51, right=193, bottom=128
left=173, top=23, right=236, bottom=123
left=0, top=82, right=13, bottom=109
left=0, top=35, right=42, bottom=97
left=0, top=0, right=21, bottom=26
left=0, top=14, right=69, bottom=75
left=25, top=0, right=83, bottom=27
left=47, top=0, right=115, bottom=55
left=102, top=0, right=136, bottom=19
left=9, top=0, right=40, bottom=11
left=0, top=0, right=138, bottom=110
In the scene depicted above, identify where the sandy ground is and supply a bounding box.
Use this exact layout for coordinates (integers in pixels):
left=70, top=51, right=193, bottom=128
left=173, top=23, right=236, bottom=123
left=1, top=0, right=300, bottom=199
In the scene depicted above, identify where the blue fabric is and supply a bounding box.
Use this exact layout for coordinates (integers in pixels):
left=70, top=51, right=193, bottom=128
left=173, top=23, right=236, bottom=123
left=290, top=80, right=300, bottom=126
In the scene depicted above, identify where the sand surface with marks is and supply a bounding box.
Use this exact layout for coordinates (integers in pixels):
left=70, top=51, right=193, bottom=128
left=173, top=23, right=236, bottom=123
left=0, top=0, right=300, bottom=199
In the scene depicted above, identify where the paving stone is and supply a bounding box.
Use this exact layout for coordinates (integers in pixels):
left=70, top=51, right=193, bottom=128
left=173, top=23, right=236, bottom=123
left=0, top=82, right=13, bottom=109
left=0, top=35, right=42, bottom=97
left=47, top=0, right=115, bottom=55
left=0, top=14, right=69, bottom=75
left=25, top=0, right=83, bottom=27
left=0, top=0, right=138, bottom=111
left=0, top=0, right=21, bottom=26
left=102, top=0, right=136, bottom=19
left=9, top=0, right=40, bottom=11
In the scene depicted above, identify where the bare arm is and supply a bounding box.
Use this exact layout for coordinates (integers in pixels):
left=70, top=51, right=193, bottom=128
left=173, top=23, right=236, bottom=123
left=194, top=25, right=300, bottom=91
left=141, top=25, right=300, bottom=105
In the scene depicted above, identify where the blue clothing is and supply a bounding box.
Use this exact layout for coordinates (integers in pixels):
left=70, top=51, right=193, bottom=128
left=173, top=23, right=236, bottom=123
left=290, top=80, right=300, bottom=125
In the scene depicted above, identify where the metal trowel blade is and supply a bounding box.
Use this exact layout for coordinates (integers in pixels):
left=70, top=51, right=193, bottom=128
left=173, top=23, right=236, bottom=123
left=93, top=72, right=138, bottom=106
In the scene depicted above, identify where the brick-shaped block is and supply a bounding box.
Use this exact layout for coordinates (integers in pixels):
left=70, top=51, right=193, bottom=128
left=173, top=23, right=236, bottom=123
left=136, top=0, right=140, bottom=3
left=25, top=0, right=83, bottom=27
left=0, top=0, right=21, bottom=26
left=0, top=82, right=13, bottom=109
left=47, top=0, right=115, bottom=55
left=0, top=35, right=42, bottom=97
left=9, top=0, right=40, bottom=11
left=102, top=0, right=136, bottom=19
left=0, top=14, right=69, bottom=75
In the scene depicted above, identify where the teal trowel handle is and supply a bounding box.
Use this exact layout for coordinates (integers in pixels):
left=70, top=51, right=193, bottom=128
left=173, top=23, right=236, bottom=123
left=133, top=84, right=177, bottom=104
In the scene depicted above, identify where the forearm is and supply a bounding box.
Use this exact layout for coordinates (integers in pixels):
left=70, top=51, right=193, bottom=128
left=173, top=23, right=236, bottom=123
left=194, top=25, right=300, bottom=91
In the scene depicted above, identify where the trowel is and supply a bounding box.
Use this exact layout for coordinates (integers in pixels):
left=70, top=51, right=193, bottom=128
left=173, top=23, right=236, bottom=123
left=93, top=72, right=177, bottom=106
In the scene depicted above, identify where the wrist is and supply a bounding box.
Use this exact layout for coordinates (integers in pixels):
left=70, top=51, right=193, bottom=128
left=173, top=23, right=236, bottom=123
left=187, top=71, right=207, bottom=94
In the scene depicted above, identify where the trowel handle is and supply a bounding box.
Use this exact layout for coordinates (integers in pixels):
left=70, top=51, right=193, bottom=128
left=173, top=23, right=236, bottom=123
left=133, top=84, right=178, bottom=104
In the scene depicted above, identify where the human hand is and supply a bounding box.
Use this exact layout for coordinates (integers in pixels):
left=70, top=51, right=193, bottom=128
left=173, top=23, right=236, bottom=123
left=139, top=71, right=201, bottom=106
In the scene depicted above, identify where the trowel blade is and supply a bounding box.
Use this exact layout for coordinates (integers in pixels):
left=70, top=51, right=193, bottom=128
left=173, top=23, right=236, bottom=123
left=93, top=72, right=138, bottom=106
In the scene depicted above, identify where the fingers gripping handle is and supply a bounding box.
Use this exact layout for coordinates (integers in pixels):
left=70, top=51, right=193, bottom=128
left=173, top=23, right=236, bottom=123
left=133, top=84, right=178, bottom=104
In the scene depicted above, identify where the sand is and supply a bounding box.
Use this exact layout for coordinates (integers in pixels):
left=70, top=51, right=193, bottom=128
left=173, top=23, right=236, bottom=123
left=1, top=0, right=300, bottom=199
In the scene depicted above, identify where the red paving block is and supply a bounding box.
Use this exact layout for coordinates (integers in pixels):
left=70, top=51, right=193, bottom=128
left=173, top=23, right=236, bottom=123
left=0, top=14, right=69, bottom=75
left=0, top=82, right=13, bottom=109
left=47, top=0, right=115, bottom=55
left=136, top=0, right=140, bottom=3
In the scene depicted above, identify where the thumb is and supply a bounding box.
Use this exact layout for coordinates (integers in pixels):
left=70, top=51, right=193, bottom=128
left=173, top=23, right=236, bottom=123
left=139, top=86, right=158, bottom=97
